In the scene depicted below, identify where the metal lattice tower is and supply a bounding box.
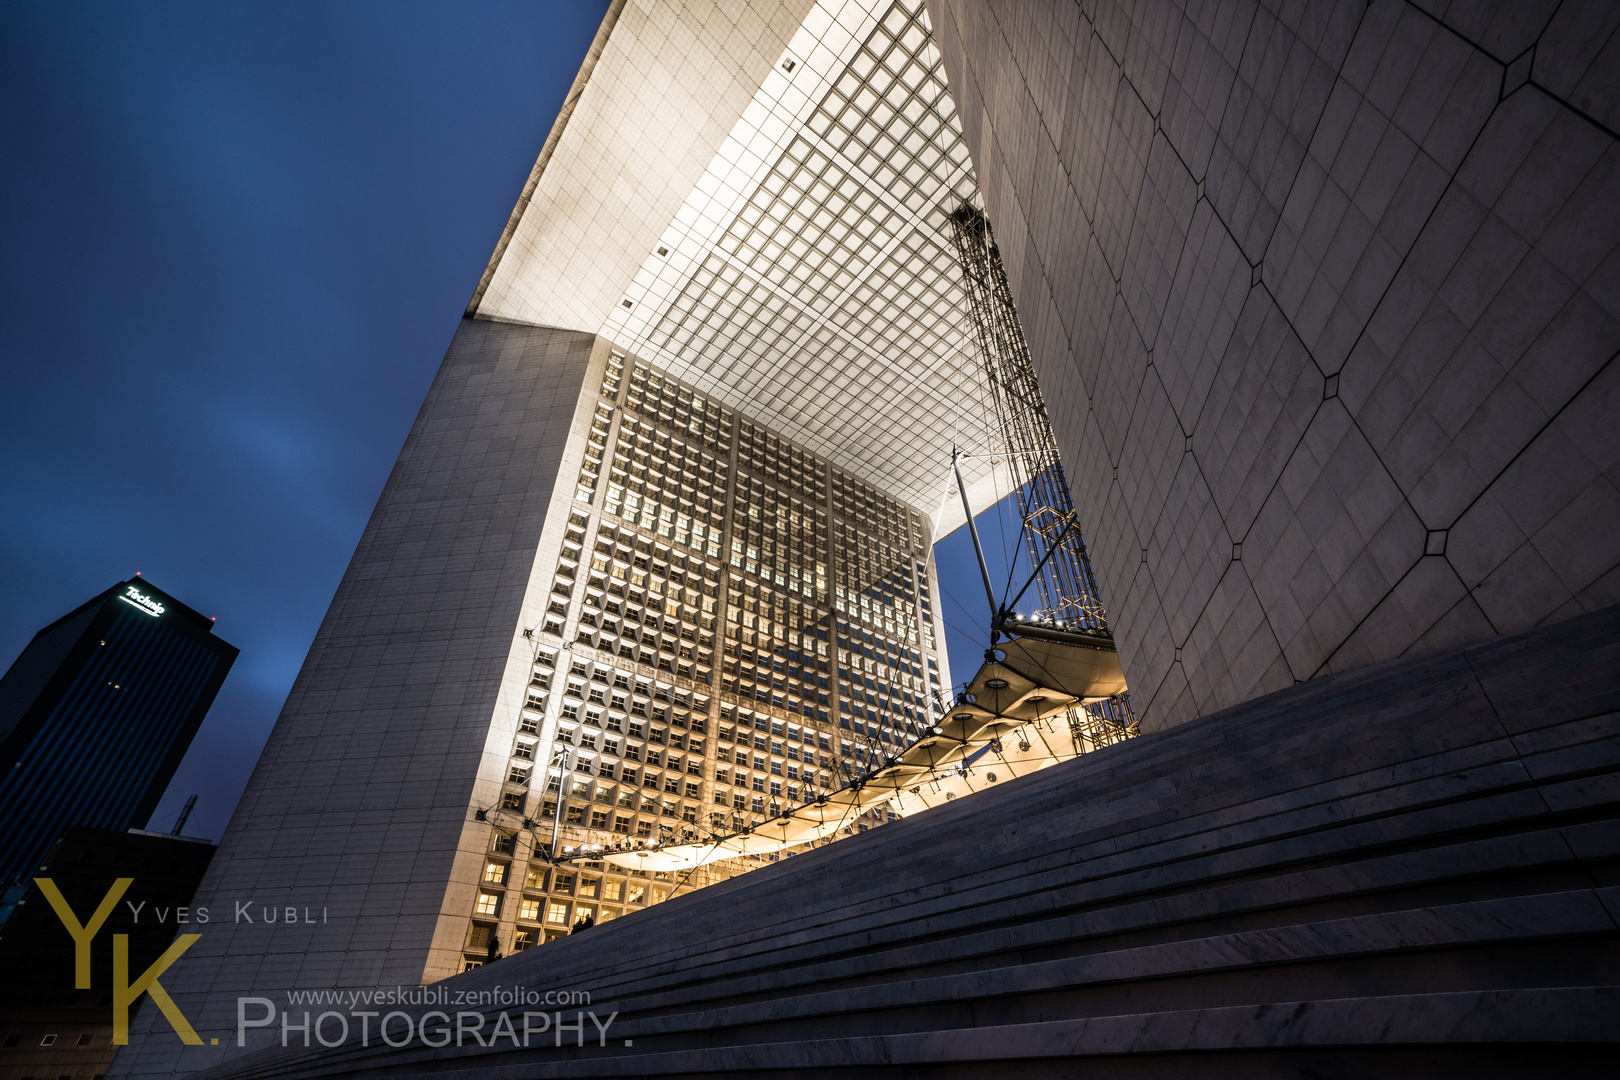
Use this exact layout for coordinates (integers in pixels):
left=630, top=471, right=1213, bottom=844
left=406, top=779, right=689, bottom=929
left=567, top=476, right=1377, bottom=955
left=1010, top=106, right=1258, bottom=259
left=946, top=203, right=1110, bottom=634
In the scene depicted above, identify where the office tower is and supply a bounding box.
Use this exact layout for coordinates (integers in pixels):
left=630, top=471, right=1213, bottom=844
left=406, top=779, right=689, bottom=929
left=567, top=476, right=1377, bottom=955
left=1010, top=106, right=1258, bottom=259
left=0, top=827, right=215, bottom=1080
left=0, top=578, right=238, bottom=885
left=114, top=0, right=1620, bottom=1074
left=459, top=348, right=948, bottom=961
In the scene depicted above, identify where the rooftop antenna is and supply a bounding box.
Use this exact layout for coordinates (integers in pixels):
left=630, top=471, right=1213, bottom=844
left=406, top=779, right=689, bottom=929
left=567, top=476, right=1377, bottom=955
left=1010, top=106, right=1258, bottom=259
left=170, top=794, right=197, bottom=836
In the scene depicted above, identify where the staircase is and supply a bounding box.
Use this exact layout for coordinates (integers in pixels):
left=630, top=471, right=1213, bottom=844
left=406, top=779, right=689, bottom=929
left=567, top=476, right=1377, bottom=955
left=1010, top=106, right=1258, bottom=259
left=193, top=606, right=1620, bottom=1077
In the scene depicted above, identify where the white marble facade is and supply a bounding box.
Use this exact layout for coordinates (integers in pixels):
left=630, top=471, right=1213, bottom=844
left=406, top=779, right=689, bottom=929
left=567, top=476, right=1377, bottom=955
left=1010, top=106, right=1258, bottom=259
left=929, top=0, right=1620, bottom=732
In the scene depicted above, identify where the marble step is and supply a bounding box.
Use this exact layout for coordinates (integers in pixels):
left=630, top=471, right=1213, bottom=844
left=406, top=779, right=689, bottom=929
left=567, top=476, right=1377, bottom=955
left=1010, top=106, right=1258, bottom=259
left=586, top=830, right=1619, bottom=1021
left=456, top=722, right=1607, bottom=1016
left=191, top=605, right=1620, bottom=1078
left=525, top=704, right=1612, bottom=1000
left=476, top=987, right=1620, bottom=1077
left=572, top=889, right=1620, bottom=1041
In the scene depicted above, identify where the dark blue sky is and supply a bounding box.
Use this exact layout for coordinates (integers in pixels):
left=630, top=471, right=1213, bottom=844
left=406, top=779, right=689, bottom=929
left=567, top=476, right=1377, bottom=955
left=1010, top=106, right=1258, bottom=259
left=934, top=491, right=1028, bottom=686
left=0, top=0, right=1016, bottom=843
left=0, top=1, right=608, bottom=839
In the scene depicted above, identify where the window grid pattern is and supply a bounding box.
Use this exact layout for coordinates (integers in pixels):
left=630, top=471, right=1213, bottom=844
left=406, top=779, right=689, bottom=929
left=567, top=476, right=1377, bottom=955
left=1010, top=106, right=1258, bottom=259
left=730, top=475, right=828, bottom=603
left=625, top=361, right=733, bottom=455
left=836, top=613, right=935, bottom=758
left=833, top=468, right=926, bottom=552
left=605, top=416, right=728, bottom=558
left=472, top=354, right=946, bottom=955
left=723, top=580, right=830, bottom=720
left=578, top=525, right=719, bottom=682
left=575, top=404, right=613, bottom=504
left=737, top=421, right=827, bottom=503
left=600, top=350, right=625, bottom=400
left=541, top=651, right=714, bottom=837
left=713, top=708, right=838, bottom=813
left=833, top=524, right=921, bottom=644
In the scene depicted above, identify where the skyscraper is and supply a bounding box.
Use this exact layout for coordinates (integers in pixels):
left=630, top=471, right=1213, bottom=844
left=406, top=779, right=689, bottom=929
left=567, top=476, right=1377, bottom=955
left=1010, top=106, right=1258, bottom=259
left=0, top=578, right=238, bottom=885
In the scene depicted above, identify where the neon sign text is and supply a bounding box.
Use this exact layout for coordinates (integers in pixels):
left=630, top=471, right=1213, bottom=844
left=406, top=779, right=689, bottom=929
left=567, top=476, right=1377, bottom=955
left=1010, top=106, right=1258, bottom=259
left=119, top=587, right=165, bottom=618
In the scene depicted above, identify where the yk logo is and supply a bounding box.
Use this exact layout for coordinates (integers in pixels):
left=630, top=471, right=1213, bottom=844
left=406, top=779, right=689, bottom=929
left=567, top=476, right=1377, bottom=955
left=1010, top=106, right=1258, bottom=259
left=36, top=877, right=202, bottom=1045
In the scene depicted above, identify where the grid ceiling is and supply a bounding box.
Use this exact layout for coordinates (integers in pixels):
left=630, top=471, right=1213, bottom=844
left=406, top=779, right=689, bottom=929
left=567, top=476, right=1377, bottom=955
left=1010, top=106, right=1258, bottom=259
left=482, top=0, right=1014, bottom=532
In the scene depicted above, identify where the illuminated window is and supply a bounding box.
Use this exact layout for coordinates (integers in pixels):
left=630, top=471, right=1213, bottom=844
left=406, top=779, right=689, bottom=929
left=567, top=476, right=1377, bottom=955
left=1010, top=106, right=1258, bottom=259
left=482, top=861, right=507, bottom=885
left=474, top=892, right=501, bottom=917
left=546, top=902, right=568, bottom=924
left=518, top=898, right=541, bottom=921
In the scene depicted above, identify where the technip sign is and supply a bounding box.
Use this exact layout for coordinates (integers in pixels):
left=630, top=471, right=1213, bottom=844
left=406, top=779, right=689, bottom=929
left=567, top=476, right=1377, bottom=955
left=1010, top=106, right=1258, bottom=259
left=117, top=585, right=166, bottom=618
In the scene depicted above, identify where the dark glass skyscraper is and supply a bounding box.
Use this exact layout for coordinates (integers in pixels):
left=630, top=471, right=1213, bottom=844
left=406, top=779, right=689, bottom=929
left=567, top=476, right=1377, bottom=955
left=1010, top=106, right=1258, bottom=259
left=0, top=578, right=237, bottom=884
